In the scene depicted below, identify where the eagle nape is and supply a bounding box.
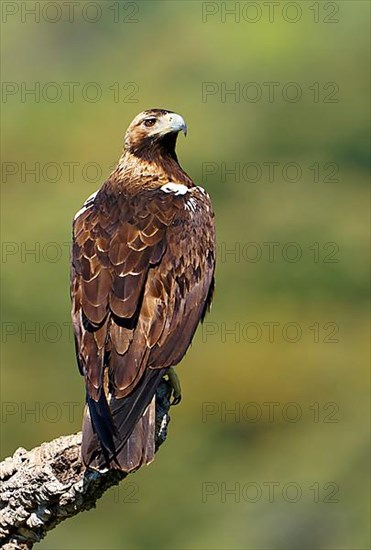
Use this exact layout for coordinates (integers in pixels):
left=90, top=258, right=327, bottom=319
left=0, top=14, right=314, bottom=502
left=71, top=108, right=216, bottom=472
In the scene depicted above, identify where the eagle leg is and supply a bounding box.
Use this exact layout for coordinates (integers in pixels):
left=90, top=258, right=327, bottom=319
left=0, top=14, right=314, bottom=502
left=167, top=367, right=182, bottom=406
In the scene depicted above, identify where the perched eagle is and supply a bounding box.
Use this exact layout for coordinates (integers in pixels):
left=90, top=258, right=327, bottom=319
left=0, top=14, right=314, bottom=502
left=71, top=109, right=215, bottom=472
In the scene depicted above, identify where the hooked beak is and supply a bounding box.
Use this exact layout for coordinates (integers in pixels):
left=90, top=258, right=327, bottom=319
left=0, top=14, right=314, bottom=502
left=162, top=112, right=187, bottom=137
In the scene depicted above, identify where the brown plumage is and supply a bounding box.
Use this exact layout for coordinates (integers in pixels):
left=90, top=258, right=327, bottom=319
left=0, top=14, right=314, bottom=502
left=71, top=109, right=216, bottom=472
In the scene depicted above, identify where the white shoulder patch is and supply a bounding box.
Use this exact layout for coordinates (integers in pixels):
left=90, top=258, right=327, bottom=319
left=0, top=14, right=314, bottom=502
left=160, top=182, right=189, bottom=196
left=73, top=190, right=98, bottom=221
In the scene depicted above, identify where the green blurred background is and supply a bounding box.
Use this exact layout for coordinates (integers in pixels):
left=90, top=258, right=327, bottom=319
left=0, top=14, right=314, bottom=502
left=1, top=1, right=369, bottom=548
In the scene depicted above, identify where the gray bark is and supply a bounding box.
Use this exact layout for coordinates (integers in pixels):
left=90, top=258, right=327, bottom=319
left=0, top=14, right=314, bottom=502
left=0, top=380, right=172, bottom=549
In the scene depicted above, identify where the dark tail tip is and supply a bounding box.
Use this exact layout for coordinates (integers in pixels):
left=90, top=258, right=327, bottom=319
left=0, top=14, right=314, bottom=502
left=82, top=368, right=167, bottom=472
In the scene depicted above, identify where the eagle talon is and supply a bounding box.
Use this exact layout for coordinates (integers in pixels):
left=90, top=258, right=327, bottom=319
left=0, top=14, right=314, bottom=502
left=167, top=367, right=182, bottom=406
left=171, top=395, right=182, bottom=406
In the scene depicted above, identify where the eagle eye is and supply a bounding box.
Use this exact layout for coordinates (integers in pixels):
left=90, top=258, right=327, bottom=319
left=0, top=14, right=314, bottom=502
left=143, top=118, right=157, bottom=128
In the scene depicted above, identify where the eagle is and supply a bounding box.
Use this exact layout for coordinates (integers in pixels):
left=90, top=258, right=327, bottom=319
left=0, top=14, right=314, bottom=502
left=71, top=109, right=216, bottom=472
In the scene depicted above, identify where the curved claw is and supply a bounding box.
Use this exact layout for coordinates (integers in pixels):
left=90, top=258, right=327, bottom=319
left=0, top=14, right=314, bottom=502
left=167, top=367, right=182, bottom=407
left=171, top=394, right=182, bottom=407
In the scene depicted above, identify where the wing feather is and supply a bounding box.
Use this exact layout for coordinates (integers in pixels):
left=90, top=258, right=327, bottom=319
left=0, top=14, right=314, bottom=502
left=71, top=184, right=215, bottom=469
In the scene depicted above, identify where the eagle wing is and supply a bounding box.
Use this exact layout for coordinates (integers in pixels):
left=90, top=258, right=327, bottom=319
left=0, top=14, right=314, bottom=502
left=71, top=185, right=215, bottom=470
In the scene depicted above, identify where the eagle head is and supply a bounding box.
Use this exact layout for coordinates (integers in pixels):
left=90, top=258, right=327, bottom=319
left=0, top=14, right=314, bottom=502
left=124, top=109, right=187, bottom=158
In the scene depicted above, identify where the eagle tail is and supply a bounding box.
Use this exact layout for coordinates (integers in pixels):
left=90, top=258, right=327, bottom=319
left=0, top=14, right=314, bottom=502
left=82, top=368, right=166, bottom=472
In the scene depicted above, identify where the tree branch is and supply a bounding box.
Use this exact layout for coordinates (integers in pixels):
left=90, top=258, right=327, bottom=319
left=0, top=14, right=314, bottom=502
left=0, top=380, right=172, bottom=549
